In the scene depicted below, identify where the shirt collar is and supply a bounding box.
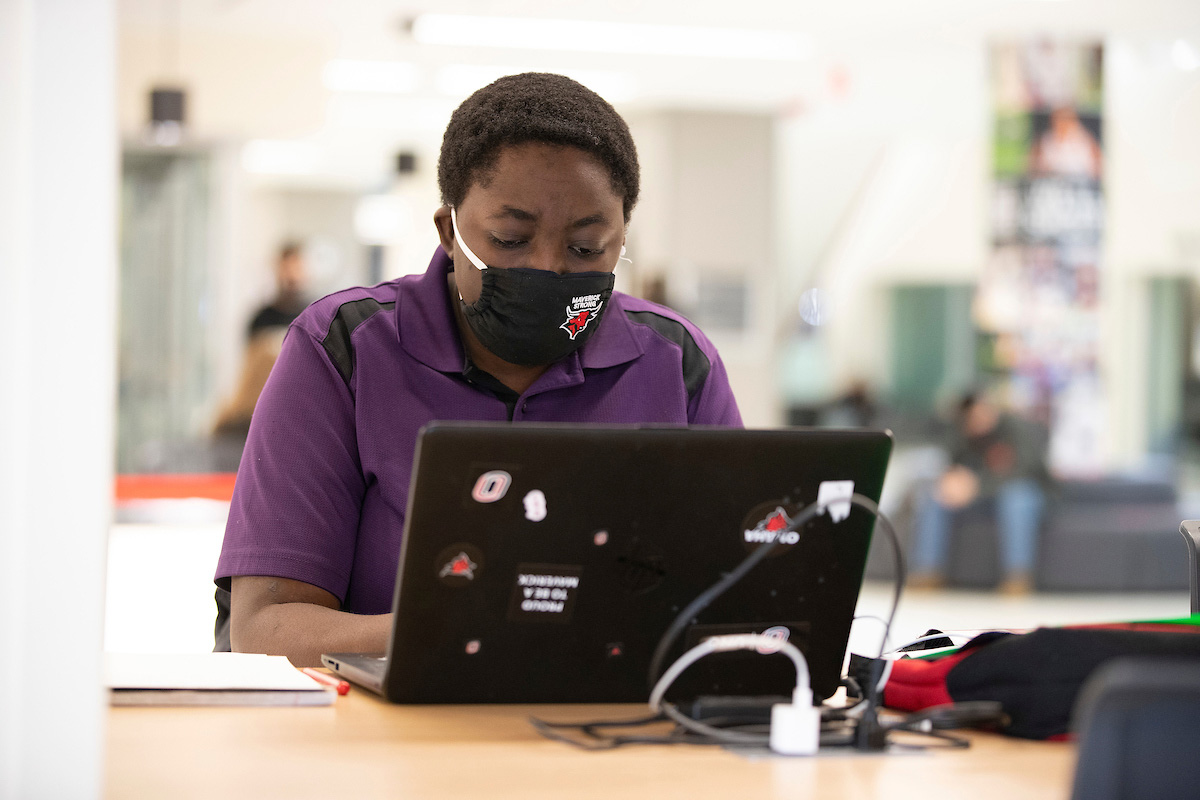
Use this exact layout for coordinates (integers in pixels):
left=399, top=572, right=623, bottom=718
left=398, top=247, right=644, bottom=375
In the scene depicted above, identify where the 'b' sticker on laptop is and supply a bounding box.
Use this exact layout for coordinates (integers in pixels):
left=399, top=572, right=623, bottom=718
left=507, top=564, right=582, bottom=623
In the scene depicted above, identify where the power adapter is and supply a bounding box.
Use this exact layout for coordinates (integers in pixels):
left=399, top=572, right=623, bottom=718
left=769, top=688, right=821, bottom=756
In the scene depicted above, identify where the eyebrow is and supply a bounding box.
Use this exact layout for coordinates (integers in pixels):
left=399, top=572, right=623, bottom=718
left=488, top=206, right=611, bottom=229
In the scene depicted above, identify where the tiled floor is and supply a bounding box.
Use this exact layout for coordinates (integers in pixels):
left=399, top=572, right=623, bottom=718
left=104, top=522, right=1193, bottom=657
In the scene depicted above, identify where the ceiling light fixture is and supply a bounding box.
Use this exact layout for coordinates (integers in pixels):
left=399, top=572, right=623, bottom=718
left=322, top=59, right=421, bottom=94
left=410, top=14, right=811, bottom=61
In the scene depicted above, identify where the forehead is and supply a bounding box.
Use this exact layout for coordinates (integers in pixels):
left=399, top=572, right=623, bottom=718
left=465, top=142, right=623, bottom=217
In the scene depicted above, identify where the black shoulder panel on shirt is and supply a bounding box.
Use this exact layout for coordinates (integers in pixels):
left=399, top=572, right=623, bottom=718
left=321, top=298, right=396, bottom=386
left=623, top=309, right=711, bottom=399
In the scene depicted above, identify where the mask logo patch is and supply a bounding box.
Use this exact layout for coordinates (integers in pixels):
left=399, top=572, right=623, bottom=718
left=560, top=294, right=604, bottom=340
left=435, top=543, right=485, bottom=587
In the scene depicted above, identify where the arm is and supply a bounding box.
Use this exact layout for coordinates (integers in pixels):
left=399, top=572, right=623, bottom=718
left=230, top=576, right=391, bottom=667
left=216, top=320, right=376, bottom=662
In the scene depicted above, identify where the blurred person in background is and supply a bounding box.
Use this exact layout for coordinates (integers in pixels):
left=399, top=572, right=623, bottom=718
left=210, top=243, right=311, bottom=470
left=909, top=390, right=1051, bottom=595
left=213, top=73, right=742, bottom=663
left=248, top=241, right=311, bottom=337
left=820, top=378, right=878, bottom=428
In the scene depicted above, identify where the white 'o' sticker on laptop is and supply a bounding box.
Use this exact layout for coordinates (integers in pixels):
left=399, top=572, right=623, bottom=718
left=818, top=480, right=855, bottom=523
left=471, top=470, right=512, bottom=503
left=523, top=490, right=547, bottom=522
left=507, top=564, right=582, bottom=623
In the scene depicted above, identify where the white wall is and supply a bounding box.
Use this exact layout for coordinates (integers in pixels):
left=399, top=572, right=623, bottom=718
left=629, top=110, right=780, bottom=427
left=0, top=0, right=116, bottom=797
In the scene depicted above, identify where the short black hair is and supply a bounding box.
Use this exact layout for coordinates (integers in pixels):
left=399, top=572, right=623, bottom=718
left=437, top=73, right=640, bottom=222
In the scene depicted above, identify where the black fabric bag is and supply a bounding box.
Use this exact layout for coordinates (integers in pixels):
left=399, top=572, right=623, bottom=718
left=946, top=626, right=1200, bottom=739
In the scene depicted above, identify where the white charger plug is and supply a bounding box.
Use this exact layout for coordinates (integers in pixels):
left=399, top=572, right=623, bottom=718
left=770, top=687, right=820, bottom=756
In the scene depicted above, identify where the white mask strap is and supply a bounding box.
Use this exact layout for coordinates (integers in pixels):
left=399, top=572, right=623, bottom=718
left=450, top=207, right=490, bottom=273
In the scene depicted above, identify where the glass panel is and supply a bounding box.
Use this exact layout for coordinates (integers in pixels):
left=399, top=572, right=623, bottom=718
left=117, top=151, right=213, bottom=473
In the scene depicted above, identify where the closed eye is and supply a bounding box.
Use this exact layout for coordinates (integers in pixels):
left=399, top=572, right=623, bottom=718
left=489, top=235, right=527, bottom=250
left=571, top=246, right=605, bottom=259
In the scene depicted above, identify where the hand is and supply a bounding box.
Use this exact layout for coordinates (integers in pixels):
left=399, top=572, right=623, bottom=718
left=937, top=466, right=979, bottom=509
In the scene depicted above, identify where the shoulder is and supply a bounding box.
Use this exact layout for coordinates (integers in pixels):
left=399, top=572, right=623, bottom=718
left=611, top=292, right=719, bottom=395
left=291, top=281, right=404, bottom=386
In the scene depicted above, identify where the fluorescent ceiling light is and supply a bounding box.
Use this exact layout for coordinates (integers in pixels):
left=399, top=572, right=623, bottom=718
left=1172, top=39, right=1200, bottom=72
left=322, top=59, right=420, bottom=93
left=411, top=14, right=811, bottom=61
left=435, top=65, right=636, bottom=102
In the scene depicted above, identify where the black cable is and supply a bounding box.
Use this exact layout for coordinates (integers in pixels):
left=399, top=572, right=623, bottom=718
left=647, top=500, right=826, bottom=686
left=648, top=493, right=905, bottom=686
left=535, top=493, right=917, bottom=753
left=848, top=493, right=906, bottom=659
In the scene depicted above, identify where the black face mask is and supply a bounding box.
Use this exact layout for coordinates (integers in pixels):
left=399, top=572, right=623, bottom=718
left=452, top=208, right=616, bottom=367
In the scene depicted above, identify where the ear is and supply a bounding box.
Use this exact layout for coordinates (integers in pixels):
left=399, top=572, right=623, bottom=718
left=433, top=207, right=454, bottom=256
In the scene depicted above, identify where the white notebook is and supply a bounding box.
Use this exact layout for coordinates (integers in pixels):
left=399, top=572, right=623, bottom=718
left=105, top=652, right=334, bottom=707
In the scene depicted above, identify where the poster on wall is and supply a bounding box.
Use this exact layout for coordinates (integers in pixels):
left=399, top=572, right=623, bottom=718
left=980, top=40, right=1105, bottom=475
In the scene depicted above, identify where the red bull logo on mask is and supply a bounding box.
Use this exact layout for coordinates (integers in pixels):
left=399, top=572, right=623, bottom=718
left=560, top=294, right=604, bottom=340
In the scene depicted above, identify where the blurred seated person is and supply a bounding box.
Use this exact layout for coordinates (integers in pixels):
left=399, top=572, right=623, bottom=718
left=248, top=241, right=311, bottom=337
left=909, top=391, right=1050, bottom=595
left=210, top=329, right=286, bottom=470
left=819, top=379, right=877, bottom=428
left=209, top=244, right=310, bottom=470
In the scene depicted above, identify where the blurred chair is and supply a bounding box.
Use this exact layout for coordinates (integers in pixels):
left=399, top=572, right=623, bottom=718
left=1036, top=480, right=1186, bottom=591
left=1181, top=521, right=1200, bottom=614
left=943, top=478, right=1188, bottom=591
left=1071, top=656, right=1200, bottom=800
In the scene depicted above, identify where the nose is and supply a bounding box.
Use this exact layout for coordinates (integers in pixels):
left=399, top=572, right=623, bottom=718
left=526, top=239, right=568, bottom=275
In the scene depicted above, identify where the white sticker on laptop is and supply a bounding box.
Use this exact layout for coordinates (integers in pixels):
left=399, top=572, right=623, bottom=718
left=523, top=490, right=547, bottom=522
left=471, top=470, right=512, bottom=503
left=508, top=564, right=581, bottom=623
left=818, top=480, right=855, bottom=523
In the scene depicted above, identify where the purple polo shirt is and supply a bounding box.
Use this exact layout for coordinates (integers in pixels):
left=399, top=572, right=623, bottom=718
left=215, top=248, right=741, bottom=613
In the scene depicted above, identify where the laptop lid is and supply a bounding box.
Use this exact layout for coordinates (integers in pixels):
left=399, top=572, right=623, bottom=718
left=365, top=423, right=891, bottom=704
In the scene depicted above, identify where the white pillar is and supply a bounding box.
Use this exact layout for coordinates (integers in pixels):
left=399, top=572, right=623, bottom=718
left=0, top=0, right=116, bottom=797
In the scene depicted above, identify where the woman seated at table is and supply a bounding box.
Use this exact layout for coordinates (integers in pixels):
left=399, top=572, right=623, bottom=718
left=214, top=73, right=743, bottom=666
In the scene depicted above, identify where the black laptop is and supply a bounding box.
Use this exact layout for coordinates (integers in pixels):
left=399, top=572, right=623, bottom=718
left=323, top=422, right=892, bottom=704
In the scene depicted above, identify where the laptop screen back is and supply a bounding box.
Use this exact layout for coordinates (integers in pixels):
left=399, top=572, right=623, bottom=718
left=381, top=423, right=892, bottom=704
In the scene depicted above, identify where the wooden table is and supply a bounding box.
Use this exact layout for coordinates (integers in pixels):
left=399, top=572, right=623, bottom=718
left=106, top=690, right=1077, bottom=799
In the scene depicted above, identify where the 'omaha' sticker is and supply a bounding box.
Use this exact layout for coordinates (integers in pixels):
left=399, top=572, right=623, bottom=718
left=507, top=564, right=582, bottom=624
